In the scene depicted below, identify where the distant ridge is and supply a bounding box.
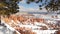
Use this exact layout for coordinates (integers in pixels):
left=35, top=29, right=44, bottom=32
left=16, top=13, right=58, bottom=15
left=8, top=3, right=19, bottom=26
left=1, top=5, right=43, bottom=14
left=18, top=11, right=58, bottom=14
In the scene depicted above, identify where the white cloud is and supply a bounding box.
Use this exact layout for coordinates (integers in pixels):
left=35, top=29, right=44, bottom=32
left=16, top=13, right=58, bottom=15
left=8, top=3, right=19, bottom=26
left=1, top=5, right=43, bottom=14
left=19, top=6, right=47, bottom=12
left=20, top=0, right=26, bottom=3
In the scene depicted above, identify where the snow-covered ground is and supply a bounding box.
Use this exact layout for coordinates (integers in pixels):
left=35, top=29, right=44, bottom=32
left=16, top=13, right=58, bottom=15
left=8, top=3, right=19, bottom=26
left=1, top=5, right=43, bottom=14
left=0, top=25, right=57, bottom=34
left=0, top=25, right=14, bottom=34
left=19, top=24, right=57, bottom=34
left=1, top=14, right=59, bottom=34
left=1, top=20, right=58, bottom=34
left=32, top=30, right=57, bottom=34
left=1, top=20, right=21, bottom=34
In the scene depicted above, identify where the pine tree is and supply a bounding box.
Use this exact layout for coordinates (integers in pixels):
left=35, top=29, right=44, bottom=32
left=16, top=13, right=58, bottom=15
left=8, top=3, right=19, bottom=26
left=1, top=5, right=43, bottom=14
left=0, top=0, right=21, bottom=15
left=27, top=0, right=60, bottom=12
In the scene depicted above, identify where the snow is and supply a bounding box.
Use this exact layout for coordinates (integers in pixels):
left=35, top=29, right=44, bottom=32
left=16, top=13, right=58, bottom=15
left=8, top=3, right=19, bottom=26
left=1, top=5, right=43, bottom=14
left=1, top=20, right=15, bottom=31
left=1, top=20, right=21, bottom=34
left=0, top=31, right=4, bottom=34
left=19, top=25, right=42, bottom=29
left=32, top=30, right=57, bottom=34
left=1, top=19, right=58, bottom=34
left=34, top=22, right=49, bottom=29
left=34, top=22, right=47, bottom=26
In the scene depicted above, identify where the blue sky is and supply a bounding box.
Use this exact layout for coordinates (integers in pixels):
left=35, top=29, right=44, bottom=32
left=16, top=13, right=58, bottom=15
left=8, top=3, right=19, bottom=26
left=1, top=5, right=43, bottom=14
left=18, top=0, right=50, bottom=12
left=19, top=0, right=39, bottom=8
